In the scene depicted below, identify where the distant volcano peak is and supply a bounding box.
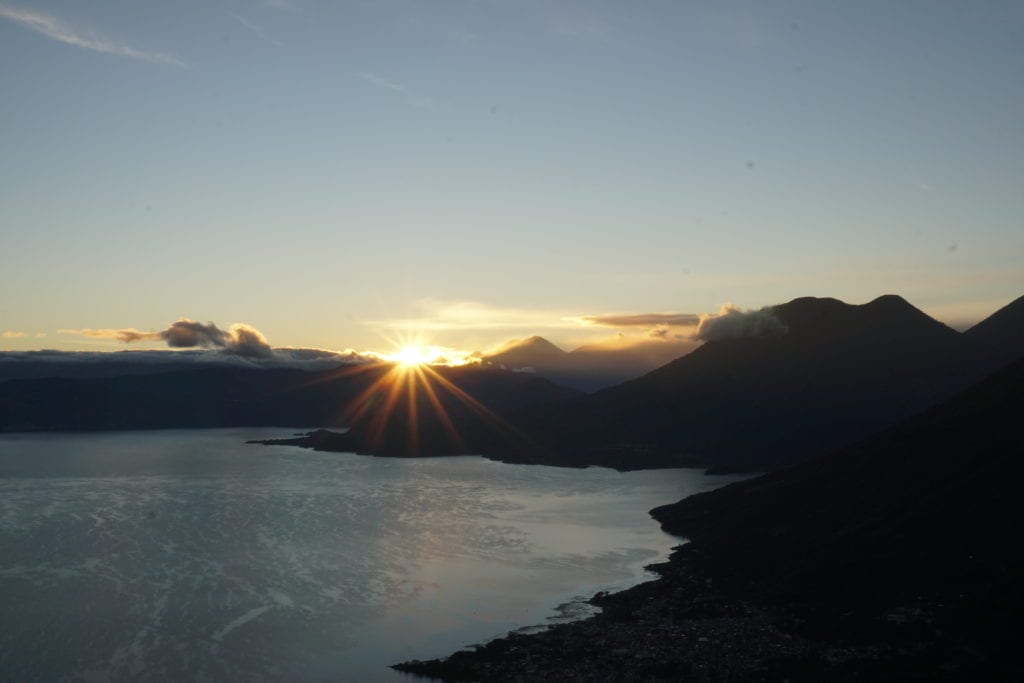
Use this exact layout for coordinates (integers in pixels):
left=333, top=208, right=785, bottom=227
left=489, top=335, right=567, bottom=356
left=521, top=335, right=564, bottom=349
left=483, top=336, right=568, bottom=369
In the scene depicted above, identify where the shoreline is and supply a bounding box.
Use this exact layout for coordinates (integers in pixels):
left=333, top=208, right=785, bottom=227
left=389, top=524, right=966, bottom=681
left=389, top=540, right=972, bottom=682
left=248, top=429, right=760, bottom=474
left=390, top=543, right=829, bottom=681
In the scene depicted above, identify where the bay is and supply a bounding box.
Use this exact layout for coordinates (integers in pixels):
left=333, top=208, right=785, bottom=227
left=0, top=429, right=742, bottom=681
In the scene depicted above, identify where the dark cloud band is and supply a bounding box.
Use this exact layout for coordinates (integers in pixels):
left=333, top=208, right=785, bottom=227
left=581, top=313, right=701, bottom=327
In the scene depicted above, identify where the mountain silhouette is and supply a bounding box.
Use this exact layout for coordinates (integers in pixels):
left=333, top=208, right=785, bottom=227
left=5, top=293, right=1021, bottom=476
left=963, top=294, right=1024, bottom=370
left=481, top=335, right=698, bottom=392
left=505, top=295, right=1002, bottom=471
left=221, top=293, right=1024, bottom=472
left=0, top=363, right=579, bottom=434
left=485, top=335, right=569, bottom=367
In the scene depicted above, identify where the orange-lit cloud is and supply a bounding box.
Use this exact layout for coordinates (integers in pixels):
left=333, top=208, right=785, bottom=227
left=1, top=331, right=27, bottom=339
left=579, top=313, right=701, bottom=327
left=61, top=327, right=163, bottom=342
left=570, top=311, right=705, bottom=352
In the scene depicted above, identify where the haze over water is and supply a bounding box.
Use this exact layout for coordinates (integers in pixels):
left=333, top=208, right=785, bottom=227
left=0, top=429, right=742, bottom=681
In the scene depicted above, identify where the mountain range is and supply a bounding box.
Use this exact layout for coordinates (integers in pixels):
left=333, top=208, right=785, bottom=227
left=345, top=293, right=1021, bottom=473
left=2, top=293, right=1021, bottom=476
left=0, top=363, right=578, bottom=434
left=506, top=294, right=1001, bottom=471
left=480, top=335, right=698, bottom=392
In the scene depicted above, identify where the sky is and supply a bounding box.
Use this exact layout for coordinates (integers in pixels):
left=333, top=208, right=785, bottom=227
left=2, top=0, right=1022, bottom=356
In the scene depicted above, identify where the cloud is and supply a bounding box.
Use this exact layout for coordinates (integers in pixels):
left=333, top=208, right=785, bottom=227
left=61, top=319, right=276, bottom=358
left=580, top=313, right=701, bottom=327
left=374, top=300, right=588, bottom=333
left=695, top=304, right=787, bottom=342
left=62, top=327, right=163, bottom=343
left=574, top=311, right=705, bottom=348
left=160, top=320, right=230, bottom=348
left=55, top=320, right=402, bottom=369
left=1, top=331, right=27, bottom=339
left=225, top=323, right=273, bottom=359
left=274, top=347, right=376, bottom=366
left=0, top=4, right=185, bottom=66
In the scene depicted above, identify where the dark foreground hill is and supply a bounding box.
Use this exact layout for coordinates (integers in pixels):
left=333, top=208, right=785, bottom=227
left=650, top=354, right=1024, bottom=607
left=395, top=356, right=1024, bottom=681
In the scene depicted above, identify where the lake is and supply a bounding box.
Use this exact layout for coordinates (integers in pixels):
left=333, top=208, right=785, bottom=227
left=0, top=429, right=742, bottom=681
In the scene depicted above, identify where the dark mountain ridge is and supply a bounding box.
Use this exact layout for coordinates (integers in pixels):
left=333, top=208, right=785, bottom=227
left=0, top=363, right=579, bottom=434
left=501, top=294, right=1003, bottom=471
left=962, top=293, right=1024, bottom=369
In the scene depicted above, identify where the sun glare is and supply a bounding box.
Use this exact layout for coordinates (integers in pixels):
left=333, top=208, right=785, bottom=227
left=392, top=345, right=431, bottom=367
left=302, top=337, right=516, bottom=458
left=379, top=340, right=475, bottom=368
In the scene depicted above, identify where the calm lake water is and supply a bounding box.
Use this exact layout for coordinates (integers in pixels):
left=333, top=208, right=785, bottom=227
left=0, top=429, right=742, bottom=681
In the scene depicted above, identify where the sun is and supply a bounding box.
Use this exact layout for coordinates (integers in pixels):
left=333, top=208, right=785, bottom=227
left=376, top=338, right=475, bottom=368
left=391, top=345, right=431, bottom=367
left=307, top=337, right=513, bottom=458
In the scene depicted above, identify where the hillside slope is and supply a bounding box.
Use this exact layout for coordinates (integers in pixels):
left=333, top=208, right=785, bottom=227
left=518, top=295, right=982, bottom=470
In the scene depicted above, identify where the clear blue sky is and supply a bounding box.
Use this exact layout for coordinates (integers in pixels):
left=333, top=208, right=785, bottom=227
left=2, top=1, right=1022, bottom=354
